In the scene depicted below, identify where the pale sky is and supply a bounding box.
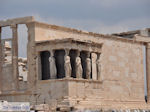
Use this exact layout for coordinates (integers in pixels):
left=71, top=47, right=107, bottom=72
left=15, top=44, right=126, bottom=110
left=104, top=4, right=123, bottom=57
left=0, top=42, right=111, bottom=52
left=0, top=0, right=150, bottom=34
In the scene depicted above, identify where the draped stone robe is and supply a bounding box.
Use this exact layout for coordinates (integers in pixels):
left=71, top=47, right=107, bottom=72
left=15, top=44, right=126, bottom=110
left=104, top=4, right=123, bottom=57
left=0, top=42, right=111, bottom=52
left=76, top=57, right=83, bottom=78
left=97, top=59, right=101, bottom=80
left=64, top=56, right=72, bottom=78
left=86, top=58, right=91, bottom=79
left=49, top=56, right=57, bottom=79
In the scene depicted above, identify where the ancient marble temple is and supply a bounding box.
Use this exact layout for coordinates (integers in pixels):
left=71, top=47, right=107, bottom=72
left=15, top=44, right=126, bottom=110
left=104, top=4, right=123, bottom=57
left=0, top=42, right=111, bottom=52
left=0, top=16, right=150, bottom=111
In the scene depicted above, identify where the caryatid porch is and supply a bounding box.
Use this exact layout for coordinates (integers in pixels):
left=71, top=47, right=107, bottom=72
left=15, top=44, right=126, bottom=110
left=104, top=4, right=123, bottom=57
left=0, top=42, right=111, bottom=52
left=36, top=38, right=103, bottom=81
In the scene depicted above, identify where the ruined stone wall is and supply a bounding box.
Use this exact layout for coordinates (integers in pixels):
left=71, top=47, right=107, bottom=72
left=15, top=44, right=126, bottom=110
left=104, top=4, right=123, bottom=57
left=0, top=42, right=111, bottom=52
left=101, top=39, right=144, bottom=101
left=35, top=80, right=69, bottom=106
left=1, top=42, right=28, bottom=92
left=2, top=64, right=13, bottom=91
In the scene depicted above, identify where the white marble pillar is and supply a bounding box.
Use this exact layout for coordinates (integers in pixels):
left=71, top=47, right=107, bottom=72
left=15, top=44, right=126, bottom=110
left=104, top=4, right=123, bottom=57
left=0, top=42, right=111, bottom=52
left=11, top=24, right=19, bottom=90
left=49, top=50, right=57, bottom=79
left=86, top=52, right=91, bottom=79
left=75, top=51, right=83, bottom=78
left=64, top=49, right=71, bottom=78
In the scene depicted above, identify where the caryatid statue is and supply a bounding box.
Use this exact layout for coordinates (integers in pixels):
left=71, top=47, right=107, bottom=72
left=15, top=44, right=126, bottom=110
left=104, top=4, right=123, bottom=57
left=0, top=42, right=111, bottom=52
left=64, top=49, right=72, bottom=78
left=49, top=50, right=57, bottom=79
left=96, top=53, right=101, bottom=80
left=76, top=51, right=83, bottom=78
left=65, top=55, right=72, bottom=78
left=86, top=53, right=91, bottom=79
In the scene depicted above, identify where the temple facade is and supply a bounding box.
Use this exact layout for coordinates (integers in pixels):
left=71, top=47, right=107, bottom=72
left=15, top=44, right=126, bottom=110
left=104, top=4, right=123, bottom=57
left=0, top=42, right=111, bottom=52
left=0, top=16, right=150, bottom=111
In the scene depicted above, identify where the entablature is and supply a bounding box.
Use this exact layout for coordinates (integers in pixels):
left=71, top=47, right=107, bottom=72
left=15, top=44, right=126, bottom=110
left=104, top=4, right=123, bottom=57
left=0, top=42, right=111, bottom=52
left=35, top=38, right=102, bottom=53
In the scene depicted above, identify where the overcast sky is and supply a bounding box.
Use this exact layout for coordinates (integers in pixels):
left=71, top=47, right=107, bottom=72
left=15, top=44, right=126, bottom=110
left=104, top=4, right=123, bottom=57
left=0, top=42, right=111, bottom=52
left=0, top=0, right=150, bottom=34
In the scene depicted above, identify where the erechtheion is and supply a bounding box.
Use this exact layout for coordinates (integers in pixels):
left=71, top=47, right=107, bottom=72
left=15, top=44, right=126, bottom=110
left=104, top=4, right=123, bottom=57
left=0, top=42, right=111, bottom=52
left=0, top=16, right=150, bottom=111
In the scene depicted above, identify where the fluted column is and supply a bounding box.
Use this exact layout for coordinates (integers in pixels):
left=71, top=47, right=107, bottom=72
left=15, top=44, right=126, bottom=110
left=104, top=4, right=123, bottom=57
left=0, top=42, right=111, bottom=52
left=49, top=50, right=57, bottom=79
left=75, top=51, right=83, bottom=78
left=86, top=52, right=91, bottom=79
left=64, top=49, right=71, bottom=78
left=11, top=24, right=19, bottom=90
left=96, top=53, right=101, bottom=81
left=0, top=27, right=2, bottom=92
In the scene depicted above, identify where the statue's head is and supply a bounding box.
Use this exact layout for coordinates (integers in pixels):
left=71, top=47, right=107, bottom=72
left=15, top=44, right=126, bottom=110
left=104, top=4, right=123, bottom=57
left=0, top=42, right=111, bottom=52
left=86, top=58, right=91, bottom=62
left=49, top=57, right=53, bottom=62
left=76, top=57, right=81, bottom=64
left=65, top=56, right=70, bottom=60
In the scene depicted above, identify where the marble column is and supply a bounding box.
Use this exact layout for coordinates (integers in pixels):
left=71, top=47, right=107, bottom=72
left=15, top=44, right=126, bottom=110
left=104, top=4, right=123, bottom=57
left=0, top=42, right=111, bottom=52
left=75, top=51, right=83, bottom=78
left=146, top=43, right=150, bottom=103
left=0, top=27, right=2, bottom=92
left=49, top=50, right=57, bottom=79
left=11, top=24, right=19, bottom=90
left=86, top=52, right=91, bottom=79
left=64, top=49, right=72, bottom=78
left=96, top=53, right=101, bottom=81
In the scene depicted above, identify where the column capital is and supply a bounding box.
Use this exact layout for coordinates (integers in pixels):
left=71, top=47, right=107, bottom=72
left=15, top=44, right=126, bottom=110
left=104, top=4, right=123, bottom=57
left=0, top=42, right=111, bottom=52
left=86, top=52, right=90, bottom=58
left=76, top=50, right=80, bottom=57
left=25, top=22, right=35, bottom=29
left=146, top=43, right=150, bottom=49
left=65, top=49, right=70, bottom=56
left=10, top=24, right=18, bottom=29
left=49, top=50, right=55, bottom=57
left=97, top=53, right=101, bottom=60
